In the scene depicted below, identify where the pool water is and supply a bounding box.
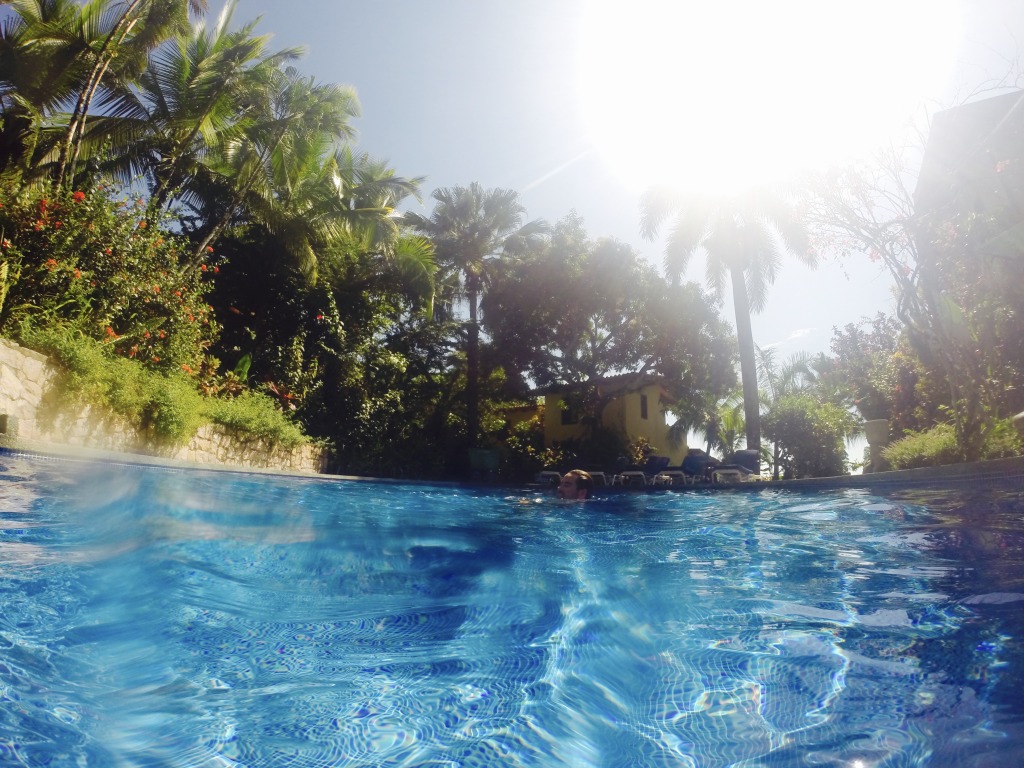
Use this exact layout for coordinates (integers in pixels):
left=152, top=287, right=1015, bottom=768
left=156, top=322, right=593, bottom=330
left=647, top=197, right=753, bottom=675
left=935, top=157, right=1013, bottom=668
left=1, top=453, right=1023, bottom=767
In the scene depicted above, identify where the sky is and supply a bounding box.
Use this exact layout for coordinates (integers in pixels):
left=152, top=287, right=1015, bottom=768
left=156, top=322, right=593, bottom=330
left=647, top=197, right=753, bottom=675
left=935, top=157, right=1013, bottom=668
left=200, top=0, right=1023, bottom=359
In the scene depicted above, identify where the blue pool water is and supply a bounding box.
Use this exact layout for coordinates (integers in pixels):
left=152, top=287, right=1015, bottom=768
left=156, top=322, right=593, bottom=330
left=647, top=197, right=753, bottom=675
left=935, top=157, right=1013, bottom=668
left=1, top=453, right=1023, bottom=767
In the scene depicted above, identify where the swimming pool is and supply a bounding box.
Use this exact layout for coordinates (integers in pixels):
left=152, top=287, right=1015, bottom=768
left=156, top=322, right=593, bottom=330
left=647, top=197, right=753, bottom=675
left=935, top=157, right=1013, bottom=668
left=1, top=452, right=1023, bottom=767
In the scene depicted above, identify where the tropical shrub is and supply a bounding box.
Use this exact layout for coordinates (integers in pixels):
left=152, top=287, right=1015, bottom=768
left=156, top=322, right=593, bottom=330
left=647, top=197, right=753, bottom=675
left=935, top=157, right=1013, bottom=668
left=501, top=412, right=556, bottom=479
left=20, top=325, right=307, bottom=447
left=0, top=187, right=219, bottom=371
left=762, top=394, right=858, bottom=478
left=884, top=419, right=1023, bottom=469
left=207, top=391, right=307, bottom=448
left=979, top=418, right=1024, bottom=461
left=881, top=423, right=960, bottom=469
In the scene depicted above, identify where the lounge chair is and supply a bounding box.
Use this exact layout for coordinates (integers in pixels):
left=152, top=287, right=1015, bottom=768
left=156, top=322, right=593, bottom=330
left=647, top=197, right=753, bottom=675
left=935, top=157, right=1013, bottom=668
left=711, top=466, right=745, bottom=483
left=652, top=469, right=694, bottom=486
left=614, top=455, right=670, bottom=486
left=536, top=470, right=561, bottom=486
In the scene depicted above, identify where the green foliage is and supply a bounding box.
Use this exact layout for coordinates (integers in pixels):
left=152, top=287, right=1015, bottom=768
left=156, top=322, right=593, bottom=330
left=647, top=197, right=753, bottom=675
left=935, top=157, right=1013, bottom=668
left=22, top=322, right=153, bottom=423
left=145, top=375, right=208, bottom=444
left=883, top=419, right=1023, bottom=470
left=828, top=313, right=935, bottom=429
left=502, top=412, right=562, bottom=479
left=484, top=214, right=737, bottom=435
left=20, top=323, right=307, bottom=447
left=625, top=436, right=655, bottom=465
left=881, top=423, right=959, bottom=470
left=0, top=187, right=219, bottom=370
left=979, top=419, right=1024, bottom=461
left=208, top=391, right=307, bottom=448
left=805, top=128, right=1024, bottom=463
left=762, top=394, right=858, bottom=478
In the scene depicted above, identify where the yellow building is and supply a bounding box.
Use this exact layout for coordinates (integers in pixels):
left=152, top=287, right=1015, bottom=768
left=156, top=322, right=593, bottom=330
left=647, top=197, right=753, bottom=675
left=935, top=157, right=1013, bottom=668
left=539, top=374, right=685, bottom=465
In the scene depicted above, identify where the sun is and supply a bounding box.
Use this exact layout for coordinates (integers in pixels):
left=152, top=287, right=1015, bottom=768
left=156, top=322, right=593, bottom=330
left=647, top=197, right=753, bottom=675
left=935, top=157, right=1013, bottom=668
left=575, top=1, right=962, bottom=195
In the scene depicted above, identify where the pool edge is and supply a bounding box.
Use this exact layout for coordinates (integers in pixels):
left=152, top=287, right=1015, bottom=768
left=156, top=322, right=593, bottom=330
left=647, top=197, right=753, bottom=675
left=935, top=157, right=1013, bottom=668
left=3, top=435, right=1023, bottom=491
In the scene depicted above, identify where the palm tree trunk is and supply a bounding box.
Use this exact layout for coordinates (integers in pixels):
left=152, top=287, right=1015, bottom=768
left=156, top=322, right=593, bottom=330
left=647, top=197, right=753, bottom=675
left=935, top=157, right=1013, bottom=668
left=187, top=116, right=292, bottom=267
left=731, top=267, right=761, bottom=455
left=466, top=286, right=480, bottom=449
left=57, top=0, right=147, bottom=190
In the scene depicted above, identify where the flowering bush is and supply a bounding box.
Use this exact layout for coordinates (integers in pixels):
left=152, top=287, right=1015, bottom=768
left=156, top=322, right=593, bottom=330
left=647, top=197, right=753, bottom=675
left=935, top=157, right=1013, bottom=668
left=0, top=186, right=219, bottom=371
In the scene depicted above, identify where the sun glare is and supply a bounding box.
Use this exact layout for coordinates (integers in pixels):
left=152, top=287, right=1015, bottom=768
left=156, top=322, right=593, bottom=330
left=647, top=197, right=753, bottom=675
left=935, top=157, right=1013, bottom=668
left=575, top=1, right=962, bottom=194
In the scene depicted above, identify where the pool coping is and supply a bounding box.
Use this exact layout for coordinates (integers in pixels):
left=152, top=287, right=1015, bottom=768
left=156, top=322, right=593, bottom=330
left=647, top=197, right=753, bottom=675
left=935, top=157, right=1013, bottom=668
left=0, top=437, right=448, bottom=485
left=2, top=437, right=1023, bottom=490
left=738, top=455, right=1024, bottom=490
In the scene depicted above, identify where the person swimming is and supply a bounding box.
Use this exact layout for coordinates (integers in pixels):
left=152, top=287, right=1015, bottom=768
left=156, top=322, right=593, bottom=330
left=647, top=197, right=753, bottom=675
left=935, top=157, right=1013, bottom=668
left=556, top=470, right=593, bottom=500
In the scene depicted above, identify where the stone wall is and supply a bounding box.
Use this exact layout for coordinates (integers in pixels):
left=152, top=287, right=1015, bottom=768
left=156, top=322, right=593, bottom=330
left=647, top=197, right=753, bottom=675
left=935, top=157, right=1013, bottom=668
left=0, top=338, right=325, bottom=473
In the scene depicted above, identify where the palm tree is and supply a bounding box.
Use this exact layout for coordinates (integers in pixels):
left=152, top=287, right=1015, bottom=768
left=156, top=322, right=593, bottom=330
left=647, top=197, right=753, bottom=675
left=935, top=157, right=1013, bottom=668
left=0, top=0, right=207, bottom=188
left=72, top=1, right=291, bottom=215
left=186, top=64, right=359, bottom=266
left=255, top=144, right=430, bottom=288
left=404, top=183, right=547, bottom=449
left=641, top=186, right=812, bottom=454
left=756, top=345, right=815, bottom=478
left=54, top=0, right=207, bottom=190
left=0, top=0, right=95, bottom=184
left=702, top=391, right=745, bottom=457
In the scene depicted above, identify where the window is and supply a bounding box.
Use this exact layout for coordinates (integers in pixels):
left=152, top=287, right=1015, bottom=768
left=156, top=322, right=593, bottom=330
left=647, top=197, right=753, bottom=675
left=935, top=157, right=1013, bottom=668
left=560, top=406, right=578, bottom=425
left=640, top=394, right=648, bottom=420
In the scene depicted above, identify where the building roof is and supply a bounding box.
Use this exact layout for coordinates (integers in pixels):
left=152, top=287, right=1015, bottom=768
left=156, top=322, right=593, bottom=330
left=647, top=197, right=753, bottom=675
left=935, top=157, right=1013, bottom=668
left=532, top=372, right=669, bottom=396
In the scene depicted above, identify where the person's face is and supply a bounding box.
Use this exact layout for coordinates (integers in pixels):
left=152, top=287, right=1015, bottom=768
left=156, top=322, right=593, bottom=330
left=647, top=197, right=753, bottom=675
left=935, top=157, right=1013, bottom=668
left=557, top=473, right=584, bottom=500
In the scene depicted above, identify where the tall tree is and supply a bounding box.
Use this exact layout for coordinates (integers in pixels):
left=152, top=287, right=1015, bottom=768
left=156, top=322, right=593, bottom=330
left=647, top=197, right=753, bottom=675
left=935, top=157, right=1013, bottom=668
left=113, top=1, right=294, bottom=215
left=756, top=346, right=817, bottom=478
left=404, top=182, right=547, bottom=450
left=54, top=0, right=207, bottom=189
left=804, top=102, right=1024, bottom=461
left=0, top=0, right=95, bottom=183
left=640, top=186, right=812, bottom=455
left=186, top=64, right=359, bottom=266
left=483, top=213, right=736, bottom=427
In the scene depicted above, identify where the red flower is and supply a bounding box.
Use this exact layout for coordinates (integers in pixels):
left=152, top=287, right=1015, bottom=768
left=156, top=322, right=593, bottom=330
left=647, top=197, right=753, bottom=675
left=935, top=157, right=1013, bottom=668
left=73, top=269, right=81, bottom=279
left=1, top=239, right=10, bottom=249
left=104, top=248, right=113, bottom=255
left=213, top=266, right=219, bottom=274
left=137, top=220, right=147, bottom=229
left=34, top=220, right=45, bottom=231
left=206, top=246, right=214, bottom=253
left=72, top=191, right=86, bottom=203
left=200, top=264, right=207, bottom=272
left=153, top=285, right=160, bottom=294
left=152, top=356, right=160, bottom=363
left=53, top=221, right=62, bottom=229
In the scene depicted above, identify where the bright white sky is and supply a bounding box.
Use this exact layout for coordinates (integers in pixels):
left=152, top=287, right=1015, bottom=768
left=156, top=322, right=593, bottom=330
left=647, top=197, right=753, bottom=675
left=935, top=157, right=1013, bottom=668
left=215, top=1, right=1021, bottom=356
